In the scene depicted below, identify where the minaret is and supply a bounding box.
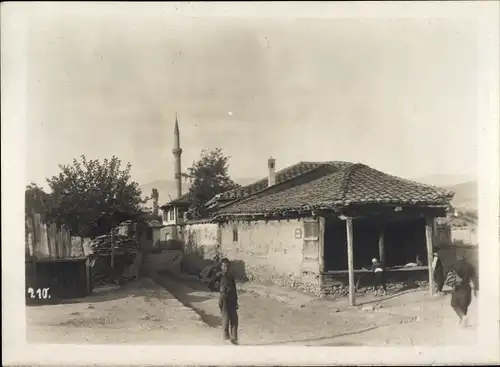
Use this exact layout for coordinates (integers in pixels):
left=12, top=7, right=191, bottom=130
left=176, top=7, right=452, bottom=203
left=172, top=114, right=183, bottom=198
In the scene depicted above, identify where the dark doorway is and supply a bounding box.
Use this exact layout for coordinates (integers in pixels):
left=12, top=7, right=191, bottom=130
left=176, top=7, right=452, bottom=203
left=324, top=217, right=379, bottom=271
left=324, top=217, right=347, bottom=271
left=323, top=216, right=428, bottom=271
left=383, top=217, right=426, bottom=267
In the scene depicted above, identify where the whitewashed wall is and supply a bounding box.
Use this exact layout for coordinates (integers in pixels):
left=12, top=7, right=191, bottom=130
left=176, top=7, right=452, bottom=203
left=181, top=222, right=221, bottom=259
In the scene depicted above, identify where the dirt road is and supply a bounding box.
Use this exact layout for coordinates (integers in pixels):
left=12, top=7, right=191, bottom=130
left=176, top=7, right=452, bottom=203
left=154, top=272, right=478, bottom=346
left=26, top=278, right=220, bottom=344
left=26, top=275, right=478, bottom=346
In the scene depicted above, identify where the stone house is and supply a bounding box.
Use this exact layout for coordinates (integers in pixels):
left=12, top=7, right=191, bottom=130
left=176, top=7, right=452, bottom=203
left=449, top=211, right=478, bottom=246
left=162, top=159, right=454, bottom=303
left=158, top=192, right=194, bottom=242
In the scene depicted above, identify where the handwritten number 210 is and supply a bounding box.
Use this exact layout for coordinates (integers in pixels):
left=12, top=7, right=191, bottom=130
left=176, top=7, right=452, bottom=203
left=27, top=287, right=51, bottom=299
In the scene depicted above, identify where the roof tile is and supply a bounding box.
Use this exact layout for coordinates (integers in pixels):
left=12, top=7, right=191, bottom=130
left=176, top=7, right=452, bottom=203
left=217, top=163, right=454, bottom=215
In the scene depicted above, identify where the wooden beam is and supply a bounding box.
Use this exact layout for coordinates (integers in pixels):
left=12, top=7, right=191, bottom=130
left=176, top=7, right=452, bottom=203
left=335, top=204, right=448, bottom=219
left=345, top=217, right=356, bottom=306
left=425, top=216, right=436, bottom=296
left=318, top=216, right=325, bottom=273
left=378, top=227, right=385, bottom=262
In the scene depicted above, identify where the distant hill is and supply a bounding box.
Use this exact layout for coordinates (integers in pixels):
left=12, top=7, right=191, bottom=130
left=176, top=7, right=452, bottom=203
left=236, top=177, right=262, bottom=186
left=412, top=174, right=476, bottom=188
left=411, top=174, right=478, bottom=213
left=447, top=181, right=477, bottom=212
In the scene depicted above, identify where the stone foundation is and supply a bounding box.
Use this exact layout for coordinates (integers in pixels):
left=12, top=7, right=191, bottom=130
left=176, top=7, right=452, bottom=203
left=235, top=264, right=322, bottom=296
left=320, top=269, right=430, bottom=297
left=233, top=265, right=432, bottom=298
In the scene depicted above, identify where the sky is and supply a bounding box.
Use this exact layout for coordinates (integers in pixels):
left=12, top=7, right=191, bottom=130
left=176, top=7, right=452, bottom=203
left=26, top=13, right=478, bottom=189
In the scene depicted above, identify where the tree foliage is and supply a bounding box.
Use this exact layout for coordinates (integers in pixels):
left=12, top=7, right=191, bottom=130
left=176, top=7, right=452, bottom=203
left=25, top=183, right=51, bottom=219
left=43, top=155, right=146, bottom=237
left=183, top=148, right=239, bottom=219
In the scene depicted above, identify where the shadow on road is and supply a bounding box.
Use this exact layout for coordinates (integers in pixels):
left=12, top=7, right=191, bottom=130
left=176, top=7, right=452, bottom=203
left=254, top=323, right=392, bottom=346
left=148, top=270, right=222, bottom=328
left=356, top=287, right=422, bottom=306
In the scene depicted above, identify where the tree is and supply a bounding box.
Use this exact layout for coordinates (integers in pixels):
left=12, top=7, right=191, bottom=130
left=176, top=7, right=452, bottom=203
left=183, top=148, right=240, bottom=219
left=25, top=183, right=51, bottom=219
left=45, top=155, right=146, bottom=237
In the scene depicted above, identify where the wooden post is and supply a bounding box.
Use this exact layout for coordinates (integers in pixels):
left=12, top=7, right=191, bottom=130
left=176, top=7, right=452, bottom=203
left=425, top=216, right=436, bottom=295
left=345, top=217, right=356, bottom=306
left=111, top=230, right=115, bottom=269
left=33, top=259, right=38, bottom=289
left=85, top=257, right=92, bottom=295
left=378, top=228, right=385, bottom=262
left=31, top=209, right=44, bottom=258
left=318, top=216, right=325, bottom=273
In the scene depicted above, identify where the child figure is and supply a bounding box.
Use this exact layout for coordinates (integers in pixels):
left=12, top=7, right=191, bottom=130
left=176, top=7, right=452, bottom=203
left=432, top=249, right=445, bottom=294
left=372, top=258, right=387, bottom=296
left=208, top=258, right=239, bottom=344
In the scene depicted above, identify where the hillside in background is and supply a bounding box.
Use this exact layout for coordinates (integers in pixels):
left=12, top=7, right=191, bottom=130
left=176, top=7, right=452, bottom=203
left=447, top=181, right=477, bottom=212
left=412, top=174, right=478, bottom=213
left=412, top=174, right=476, bottom=188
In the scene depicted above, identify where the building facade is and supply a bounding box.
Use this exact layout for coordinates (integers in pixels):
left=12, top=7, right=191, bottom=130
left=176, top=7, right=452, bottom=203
left=156, top=118, right=455, bottom=302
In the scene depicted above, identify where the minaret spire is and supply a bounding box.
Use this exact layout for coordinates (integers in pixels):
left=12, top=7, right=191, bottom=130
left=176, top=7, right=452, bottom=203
left=172, top=113, right=183, bottom=198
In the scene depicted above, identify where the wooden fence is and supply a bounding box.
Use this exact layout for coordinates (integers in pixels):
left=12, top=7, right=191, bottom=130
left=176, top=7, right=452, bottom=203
left=25, top=210, right=92, bottom=260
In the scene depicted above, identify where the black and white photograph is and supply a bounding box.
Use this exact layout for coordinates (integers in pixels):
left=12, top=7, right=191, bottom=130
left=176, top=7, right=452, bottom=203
left=2, top=2, right=499, bottom=366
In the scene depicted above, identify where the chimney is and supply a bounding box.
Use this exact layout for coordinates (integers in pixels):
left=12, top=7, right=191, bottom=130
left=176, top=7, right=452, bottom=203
left=268, top=157, right=276, bottom=187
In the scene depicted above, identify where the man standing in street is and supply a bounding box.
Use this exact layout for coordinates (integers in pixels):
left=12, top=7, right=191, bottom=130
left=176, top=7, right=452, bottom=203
left=208, top=258, right=239, bottom=344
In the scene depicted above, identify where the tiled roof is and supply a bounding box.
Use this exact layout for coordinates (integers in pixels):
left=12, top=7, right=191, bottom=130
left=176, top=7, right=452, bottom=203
left=216, top=163, right=455, bottom=216
left=160, top=192, right=194, bottom=208
left=146, top=219, right=164, bottom=228
left=206, top=161, right=353, bottom=207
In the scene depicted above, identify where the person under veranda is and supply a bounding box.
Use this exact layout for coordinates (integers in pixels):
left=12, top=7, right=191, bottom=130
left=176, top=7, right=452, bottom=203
left=445, top=255, right=478, bottom=328
left=208, top=258, right=239, bottom=344
left=371, top=258, right=387, bottom=296
left=432, top=248, right=445, bottom=294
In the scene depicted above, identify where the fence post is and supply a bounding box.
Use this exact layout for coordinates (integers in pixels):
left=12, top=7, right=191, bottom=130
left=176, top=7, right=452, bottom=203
left=31, top=209, right=38, bottom=256
left=111, top=230, right=115, bottom=269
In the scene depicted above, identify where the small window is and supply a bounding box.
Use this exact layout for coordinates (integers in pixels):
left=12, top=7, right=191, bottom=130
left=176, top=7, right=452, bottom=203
left=232, top=227, right=238, bottom=242
left=304, top=221, right=319, bottom=240
left=169, top=210, right=175, bottom=221
left=165, top=232, right=170, bottom=241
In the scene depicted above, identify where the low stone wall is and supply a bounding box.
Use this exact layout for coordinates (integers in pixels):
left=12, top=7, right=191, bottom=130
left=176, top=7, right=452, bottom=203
left=237, top=265, right=321, bottom=296
left=320, top=269, right=430, bottom=297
